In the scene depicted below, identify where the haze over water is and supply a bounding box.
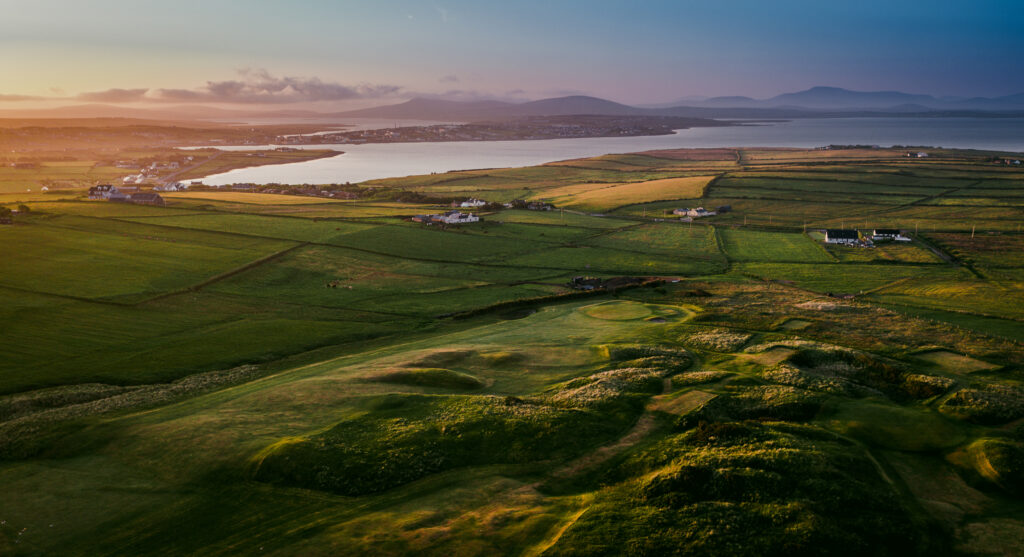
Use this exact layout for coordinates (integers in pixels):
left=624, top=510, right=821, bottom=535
left=198, top=118, right=1024, bottom=185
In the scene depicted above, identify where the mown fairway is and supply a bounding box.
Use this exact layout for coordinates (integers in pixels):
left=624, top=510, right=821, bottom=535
left=2, top=147, right=1023, bottom=555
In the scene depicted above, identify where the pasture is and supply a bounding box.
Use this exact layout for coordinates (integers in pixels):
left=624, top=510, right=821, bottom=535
left=718, top=228, right=833, bottom=263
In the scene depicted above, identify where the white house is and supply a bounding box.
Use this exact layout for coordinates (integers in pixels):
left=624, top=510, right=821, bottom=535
left=435, top=210, right=479, bottom=224
left=916, top=152, right=929, bottom=158
left=873, top=228, right=912, bottom=242
left=460, top=198, right=487, bottom=208
left=673, top=207, right=716, bottom=218
left=88, top=184, right=119, bottom=199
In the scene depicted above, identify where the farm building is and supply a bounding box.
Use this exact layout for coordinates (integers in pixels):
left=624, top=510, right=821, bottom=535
left=435, top=210, right=479, bottom=224
left=872, top=228, right=912, bottom=242
left=673, top=207, right=716, bottom=218
left=824, top=229, right=861, bottom=245
left=88, top=184, right=118, bottom=200
left=108, top=191, right=131, bottom=203
left=129, top=192, right=165, bottom=206
left=459, top=198, right=487, bottom=208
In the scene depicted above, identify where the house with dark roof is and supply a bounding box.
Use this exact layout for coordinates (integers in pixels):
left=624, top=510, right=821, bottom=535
left=88, top=184, right=118, bottom=200
left=130, top=192, right=165, bottom=206
left=824, top=229, right=861, bottom=245
left=872, top=228, right=911, bottom=242
left=435, top=210, right=479, bottom=224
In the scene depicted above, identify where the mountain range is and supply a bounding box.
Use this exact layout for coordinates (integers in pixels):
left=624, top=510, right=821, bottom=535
left=2, top=87, right=1023, bottom=123
left=333, top=88, right=1024, bottom=121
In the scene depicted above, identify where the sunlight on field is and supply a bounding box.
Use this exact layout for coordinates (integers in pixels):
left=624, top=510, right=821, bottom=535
left=535, top=175, right=714, bottom=211
left=163, top=191, right=345, bottom=204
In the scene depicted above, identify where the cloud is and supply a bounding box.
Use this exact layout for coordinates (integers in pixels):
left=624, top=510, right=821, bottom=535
left=439, top=74, right=460, bottom=83
left=76, top=88, right=149, bottom=103
left=75, top=70, right=403, bottom=104
left=434, top=5, right=448, bottom=23
left=0, top=94, right=46, bottom=101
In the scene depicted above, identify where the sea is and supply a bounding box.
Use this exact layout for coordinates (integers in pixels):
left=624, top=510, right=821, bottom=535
left=195, top=117, right=1024, bottom=185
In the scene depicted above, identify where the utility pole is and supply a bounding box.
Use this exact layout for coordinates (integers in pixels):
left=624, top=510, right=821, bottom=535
left=971, top=225, right=976, bottom=239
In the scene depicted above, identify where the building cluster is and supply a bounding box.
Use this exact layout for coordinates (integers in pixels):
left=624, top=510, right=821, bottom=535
left=503, top=200, right=554, bottom=211
left=823, top=228, right=912, bottom=246
left=152, top=182, right=189, bottom=192
left=411, top=210, right=480, bottom=225
left=672, top=205, right=729, bottom=221
left=88, top=185, right=165, bottom=206
left=119, top=159, right=188, bottom=185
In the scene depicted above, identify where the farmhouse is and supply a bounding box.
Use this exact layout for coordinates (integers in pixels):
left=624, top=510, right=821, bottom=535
left=153, top=182, right=186, bottom=192
left=129, top=192, right=165, bottom=206
left=435, top=210, right=480, bottom=224
left=673, top=207, right=716, bottom=218
left=871, top=228, right=910, bottom=241
left=824, top=229, right=861, bottom=245
left=459, top=198, right=487, bottom=208
left=88, top=184, right=118, bottom=199
left=872, top=228, right=900, bottom=239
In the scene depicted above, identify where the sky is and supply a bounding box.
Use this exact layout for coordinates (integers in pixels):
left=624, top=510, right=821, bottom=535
left=2, top=0, right=1023, bottom=110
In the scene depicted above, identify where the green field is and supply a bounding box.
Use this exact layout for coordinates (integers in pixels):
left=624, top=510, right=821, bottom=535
left=718, top=228, right=834, bottom=263
left=3, top=147, right=1024, bottom=555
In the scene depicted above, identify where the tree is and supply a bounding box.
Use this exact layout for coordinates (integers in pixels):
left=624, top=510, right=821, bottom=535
left=17, top=204, right=29, bottom=213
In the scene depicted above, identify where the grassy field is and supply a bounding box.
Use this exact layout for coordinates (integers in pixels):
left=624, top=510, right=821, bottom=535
left=718, top=228, right=834, bottom=263
left=531, top=175, right=714, bottom=211
left=3, top=147, right=1024, bottom=555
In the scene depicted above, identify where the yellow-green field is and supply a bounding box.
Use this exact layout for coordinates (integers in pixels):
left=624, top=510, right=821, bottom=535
left=162, top=191, right=346, bottom=204
left=531, top=175, right=714, bottom=211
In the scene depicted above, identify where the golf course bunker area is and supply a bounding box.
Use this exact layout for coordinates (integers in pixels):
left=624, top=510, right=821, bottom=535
left=779, top=318, right=812, bottom=330
left=737, top=347, right=799, bottom=367
left=581, top=301, right=693, bottom=323
left=650, top=390, right=717, bottom=415
left=915, top=350, right=1000, bottom=373
left=583, top=301, right=653, bottom=320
